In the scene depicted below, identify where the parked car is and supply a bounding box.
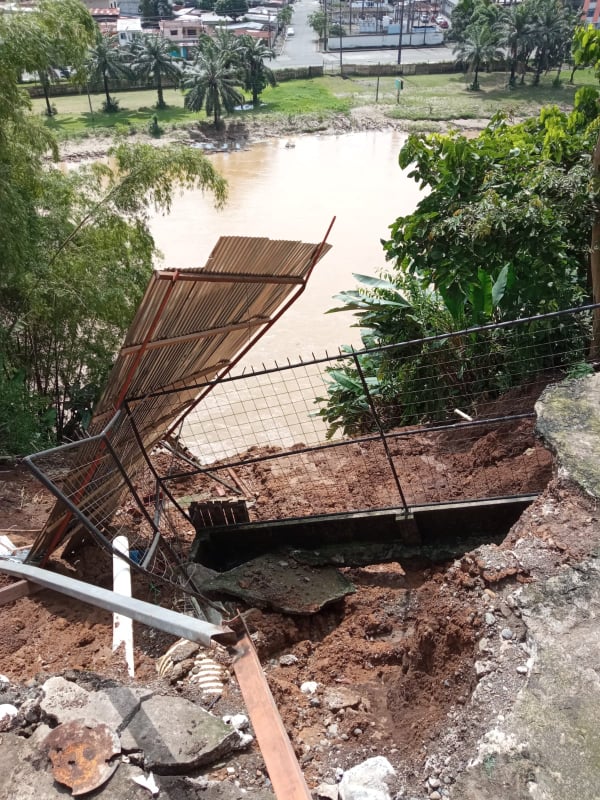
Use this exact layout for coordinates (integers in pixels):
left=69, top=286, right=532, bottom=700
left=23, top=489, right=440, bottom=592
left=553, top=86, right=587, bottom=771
left=287, top=26, right=294, bottom=36
left=436, top=16, right=449, bottom=28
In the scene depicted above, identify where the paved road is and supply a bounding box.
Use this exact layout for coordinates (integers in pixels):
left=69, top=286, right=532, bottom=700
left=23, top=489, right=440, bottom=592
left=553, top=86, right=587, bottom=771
left=272, top=0, right=454, bottom=69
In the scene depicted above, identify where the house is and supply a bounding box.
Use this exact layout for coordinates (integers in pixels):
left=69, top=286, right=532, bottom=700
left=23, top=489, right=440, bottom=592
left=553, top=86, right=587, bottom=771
left=159, top=14, right=206, bottom=57
left=117, top=16, right=143, bottom=45
left=581, top=0, right=600, bottom=28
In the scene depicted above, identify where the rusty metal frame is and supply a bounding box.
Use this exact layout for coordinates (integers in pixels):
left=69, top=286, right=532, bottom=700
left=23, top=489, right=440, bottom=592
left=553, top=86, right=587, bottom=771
left=233, top=632, right=312, bottom=800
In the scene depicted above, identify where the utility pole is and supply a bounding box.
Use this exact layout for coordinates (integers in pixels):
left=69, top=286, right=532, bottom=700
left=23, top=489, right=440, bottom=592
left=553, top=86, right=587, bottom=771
left=339, top=1, right=343, bottom=74
left=397, top=0, right=404, bottom=65
left=323, top=0, right=328, bottom=51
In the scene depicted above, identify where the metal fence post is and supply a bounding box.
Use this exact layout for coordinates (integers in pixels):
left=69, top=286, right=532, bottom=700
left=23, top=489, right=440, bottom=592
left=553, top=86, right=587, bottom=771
left=352, top=352, right=409, bottom=513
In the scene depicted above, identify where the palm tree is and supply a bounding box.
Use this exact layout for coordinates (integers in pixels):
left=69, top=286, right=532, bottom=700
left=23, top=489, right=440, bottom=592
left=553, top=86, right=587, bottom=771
left=497, top=3, right=533, bottom=87
left=129, top=34, right=181, bottom=109
left=528, top=0, right=572, bottom=85
left=86, top=34, right=131, bottom=112
left=239, top=35, right=276, bottom=107
left=183, top=49, right=244, bottom=126
left=453, top=22, right=501, bottom=91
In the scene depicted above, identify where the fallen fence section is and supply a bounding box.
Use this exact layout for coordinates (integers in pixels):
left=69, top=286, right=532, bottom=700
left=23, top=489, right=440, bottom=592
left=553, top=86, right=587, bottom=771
left=26, top=233, right=333, bottom=567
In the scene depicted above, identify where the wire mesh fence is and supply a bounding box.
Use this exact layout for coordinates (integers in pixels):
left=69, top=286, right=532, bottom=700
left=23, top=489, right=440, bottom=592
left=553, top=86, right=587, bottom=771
left=24, top=304, right=596, bottom=579
left=159, top=304, right=594, bottom=519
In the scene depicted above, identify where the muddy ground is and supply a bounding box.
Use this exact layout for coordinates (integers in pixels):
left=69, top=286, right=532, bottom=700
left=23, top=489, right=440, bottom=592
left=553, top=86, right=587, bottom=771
left=1, top=406, right=599, bottom=798
left=56, top=104, right=490, bottom=164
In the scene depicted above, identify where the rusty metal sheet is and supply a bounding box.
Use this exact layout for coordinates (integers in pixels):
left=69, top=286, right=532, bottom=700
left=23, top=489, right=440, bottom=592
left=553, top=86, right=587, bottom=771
left=42, top=719, right=120, bottom=796
left=233, top=632, right=311, bottom=800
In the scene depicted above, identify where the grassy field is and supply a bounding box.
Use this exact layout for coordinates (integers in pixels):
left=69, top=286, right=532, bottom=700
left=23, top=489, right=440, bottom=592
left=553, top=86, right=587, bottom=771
left=31, top=68, right=599, bottom=139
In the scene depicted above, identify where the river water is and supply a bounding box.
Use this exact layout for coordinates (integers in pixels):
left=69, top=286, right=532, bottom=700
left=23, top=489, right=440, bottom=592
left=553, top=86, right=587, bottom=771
left=148, top=130, right=420, bottom=363
left=147, top=130, right=423, bottom=459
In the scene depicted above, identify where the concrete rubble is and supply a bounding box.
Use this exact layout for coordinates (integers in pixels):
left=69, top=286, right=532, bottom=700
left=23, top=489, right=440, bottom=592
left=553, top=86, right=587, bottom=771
left=0, top=675, right=268, bottom=799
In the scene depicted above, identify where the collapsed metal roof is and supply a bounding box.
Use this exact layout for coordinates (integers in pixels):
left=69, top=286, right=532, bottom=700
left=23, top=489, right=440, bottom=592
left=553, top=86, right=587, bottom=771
left=27, top=233, right=332, bottom=565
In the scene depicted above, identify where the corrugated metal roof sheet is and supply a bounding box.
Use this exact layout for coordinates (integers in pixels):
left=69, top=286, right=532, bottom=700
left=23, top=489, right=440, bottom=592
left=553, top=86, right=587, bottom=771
left=27, top=234, right=332, bottom=565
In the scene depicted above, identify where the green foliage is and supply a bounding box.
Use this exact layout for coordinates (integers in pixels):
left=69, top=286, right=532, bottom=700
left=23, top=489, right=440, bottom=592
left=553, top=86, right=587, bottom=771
left=316, top=100, right=599, bottom=437
left=138, top=0, right=173, bottom=22
left=101, top=95, right=121, bottom=113
left=238, top=35, right=276, bottom=107
left=129, top=34, right=182, bottom=110
left=148, top=113, right=163, bottom=136
left=183, top=40, right=245, bottom=125
left=0, top=363, right=55, bottom=456
left=0, top=4, right=228, bottom=453
left=278, top=4, right=293, bottom=28
left=308, top=10, right=327, bottom=40
left=86, top=34, right=132, bottom=111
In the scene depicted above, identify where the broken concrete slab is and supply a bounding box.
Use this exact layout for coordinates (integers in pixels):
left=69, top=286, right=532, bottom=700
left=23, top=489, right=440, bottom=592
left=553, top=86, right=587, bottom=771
left=41, top=676, right=151, bottom=732
left=453, top=556, right=600, bottom=800
left=120, top=694, right=238, bottom=773
left=535, top=374, right=600, bottom=497
left=202, top=553, right=355, bottom=614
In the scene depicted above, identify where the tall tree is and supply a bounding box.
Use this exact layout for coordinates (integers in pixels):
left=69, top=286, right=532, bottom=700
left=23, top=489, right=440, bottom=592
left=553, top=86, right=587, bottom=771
left=129, top=34, right=181, bottom=109
left=183, top=49, right=244, bottom=125
left=453, top=22, right=501, bottom=90
left=7, top=0, right=96, bottom=116
left=238, top=35, right=276, bottom=106
left=214, top=0, right=249, bottom=21
left=0, top=6, right=228, bottom=453
left=85, top=33, right=131, bottom=112
left=497, top=2, right=533, bottom=86
left=529, top=0, right=573, bottom=85
left=139, top=0, right=173, bottom=24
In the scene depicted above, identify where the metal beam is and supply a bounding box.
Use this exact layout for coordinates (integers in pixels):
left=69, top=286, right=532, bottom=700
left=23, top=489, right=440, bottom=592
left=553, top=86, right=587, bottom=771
left=233, top=632, right=312, bottom=800
left=0, top=561, right=236, bottom=648
left=157, top=271, right=305, bottom=285
left=120, top=318, right=268, bottom=357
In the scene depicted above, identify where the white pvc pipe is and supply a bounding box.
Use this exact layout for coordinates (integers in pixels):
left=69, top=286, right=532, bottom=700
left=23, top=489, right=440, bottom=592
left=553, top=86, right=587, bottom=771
left=112, top=536, right=135, bottom=677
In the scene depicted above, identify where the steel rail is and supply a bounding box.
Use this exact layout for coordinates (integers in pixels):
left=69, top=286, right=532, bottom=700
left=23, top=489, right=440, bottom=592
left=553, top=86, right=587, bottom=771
left=0, top=560, right=237, bottom=648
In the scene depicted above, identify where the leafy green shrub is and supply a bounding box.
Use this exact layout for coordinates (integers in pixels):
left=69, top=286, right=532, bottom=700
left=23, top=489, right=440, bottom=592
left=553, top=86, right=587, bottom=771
left=101, top=95, right=120, bottom=113
left=148, top=114, right=163, bottom=137
left=0, top=365, right=55, bottom=456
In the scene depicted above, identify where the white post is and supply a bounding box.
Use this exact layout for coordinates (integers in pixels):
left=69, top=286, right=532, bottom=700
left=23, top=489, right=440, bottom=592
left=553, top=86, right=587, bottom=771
left=113, top=536, right=135, bottom=677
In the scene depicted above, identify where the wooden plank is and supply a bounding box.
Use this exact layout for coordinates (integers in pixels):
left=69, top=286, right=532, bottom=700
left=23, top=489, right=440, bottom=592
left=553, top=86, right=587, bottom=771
left=233, top=632, right=311, bottom=800
left=0, top=579, right=41, bottom=606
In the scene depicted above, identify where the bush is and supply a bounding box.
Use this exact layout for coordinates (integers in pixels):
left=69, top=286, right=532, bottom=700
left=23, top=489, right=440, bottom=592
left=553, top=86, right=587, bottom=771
left=0, top=366, right=55, bottom=456
left=148, top=114, right=163, bottom=137
left=101, top=95, right=120, bottom=113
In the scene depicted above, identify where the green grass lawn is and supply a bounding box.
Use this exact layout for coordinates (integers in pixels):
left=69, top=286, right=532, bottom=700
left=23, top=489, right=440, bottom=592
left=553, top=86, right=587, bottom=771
left=31, top=68, right=600, bottom=139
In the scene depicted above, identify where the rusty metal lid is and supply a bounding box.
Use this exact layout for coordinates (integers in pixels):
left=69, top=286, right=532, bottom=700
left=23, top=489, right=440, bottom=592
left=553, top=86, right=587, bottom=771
left=42, top=719, right=121, bottom=796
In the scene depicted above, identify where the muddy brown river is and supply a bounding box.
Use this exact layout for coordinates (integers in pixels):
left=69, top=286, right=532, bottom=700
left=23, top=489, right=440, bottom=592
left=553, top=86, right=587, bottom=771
left=147, top=131, right=423, bottom=459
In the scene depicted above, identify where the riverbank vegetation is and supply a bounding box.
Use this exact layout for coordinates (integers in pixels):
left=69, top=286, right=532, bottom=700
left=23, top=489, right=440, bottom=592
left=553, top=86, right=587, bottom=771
left=316, top=84, right=600, bottom=436
left=33, top=69, right=598, bottom=140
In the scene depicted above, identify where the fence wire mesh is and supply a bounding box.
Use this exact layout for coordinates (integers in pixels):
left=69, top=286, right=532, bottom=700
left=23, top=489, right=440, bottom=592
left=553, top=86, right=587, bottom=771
left=25, top=305, right=596, bottom=583
left=159, top=305, right=594, bottom=519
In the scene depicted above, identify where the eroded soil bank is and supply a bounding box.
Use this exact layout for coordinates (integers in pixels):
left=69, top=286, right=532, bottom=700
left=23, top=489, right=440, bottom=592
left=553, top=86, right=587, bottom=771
left=1, top=394, right=599, bottom=798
